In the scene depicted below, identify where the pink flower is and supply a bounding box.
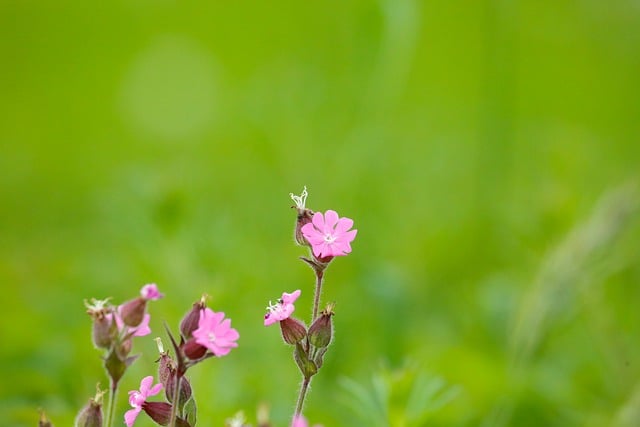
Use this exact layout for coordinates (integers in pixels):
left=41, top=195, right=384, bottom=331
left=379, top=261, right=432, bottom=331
left=292, top=415, right=322, bottom=427
left=264, top=290, right=301, bottom=326
left=301, top=210, right=357, bottom=258
left=192, top=308, right=239, bottom=357
left=124, top=376, right=163, bottom=427
left=140, top=283, right=164, bottom=301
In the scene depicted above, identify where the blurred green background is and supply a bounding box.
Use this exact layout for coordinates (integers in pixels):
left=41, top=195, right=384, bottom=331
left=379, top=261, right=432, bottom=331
left=1, top=0, right=639, bottom=426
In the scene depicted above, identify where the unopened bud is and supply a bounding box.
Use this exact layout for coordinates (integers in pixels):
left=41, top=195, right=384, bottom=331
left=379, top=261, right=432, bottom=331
left=183, top=338, right=207, bottom=360
left=166, top=374, right=192, bottom=408
left=74, top=386, right=105, bottom=427
left=91, top=314, right=115, bottom=349
left=157, top=350, right=176, bottom=392
left=119, top=297, right=147, bottom=327
left=180, top=297, right=206, bottom=340
left=279, top=317, right=307, bottom=345
left=85, top=299, right=115, bottom=349
left=142, top=401, right=172, bottom=426
left=308, top=304, right=334, bottom=349
left=141, top=402, right=190, bottom=427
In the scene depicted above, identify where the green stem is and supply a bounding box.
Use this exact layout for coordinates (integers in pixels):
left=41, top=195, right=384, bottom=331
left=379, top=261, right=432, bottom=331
left=294, top=377, right=311, bottom=419
left=105, top=379, right=118, bottom=427
left=169, top=373, right=182, bottom=427
left=311, top=269, right=324, bottom=321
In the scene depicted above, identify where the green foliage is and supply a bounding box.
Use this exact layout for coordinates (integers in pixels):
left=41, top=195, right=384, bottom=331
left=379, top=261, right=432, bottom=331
left=339, top=361, right=460, bottom=427
left=1, top=0, right=639, bottom=426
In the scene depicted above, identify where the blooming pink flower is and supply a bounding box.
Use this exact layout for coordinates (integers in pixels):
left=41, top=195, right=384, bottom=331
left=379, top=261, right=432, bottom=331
left=140, top=283, right=164, bottom=300
left=192, top=308, right=239, bottom=357
left=264, top=290, right=301, bottom=326
left=124, top=376, right=163, bottom=427
left=301, top=210, right=357, bottom=258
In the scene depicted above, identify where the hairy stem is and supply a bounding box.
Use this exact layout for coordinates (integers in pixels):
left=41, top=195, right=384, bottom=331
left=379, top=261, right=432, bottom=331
left=169, top=373, right=182, bottom=427
left=294, top=377, right=311, bottom=420
left=311, top=269, right=324, bottom=321
left=105, top=379, right=118, bottom=427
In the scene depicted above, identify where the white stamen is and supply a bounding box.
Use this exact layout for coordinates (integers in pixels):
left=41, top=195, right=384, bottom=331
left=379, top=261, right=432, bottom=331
left=290, top=186, right=308, bottom=209
left=154, top=337, right=165, bottom=354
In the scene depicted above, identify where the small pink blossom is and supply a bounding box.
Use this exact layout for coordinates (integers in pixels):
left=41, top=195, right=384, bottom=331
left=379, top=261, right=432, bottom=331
left=264, top=290, right=301, bottom=326
left=140, top=283, right=164, bottom=301
left=301, top=210, right=357, bottom=258
left=124, top=376, right=163, bottom=427
left=292, top=415, right=322, bottom=427
left=192, top=308, right=239, bottom=357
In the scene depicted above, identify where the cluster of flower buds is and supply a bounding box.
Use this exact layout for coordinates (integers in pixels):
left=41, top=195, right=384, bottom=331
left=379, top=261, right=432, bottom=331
left=122, top=295, right=239, bottom=427
left=264, top=290, right=335, bottom=379
left=84, top=284, right=164, bottom=389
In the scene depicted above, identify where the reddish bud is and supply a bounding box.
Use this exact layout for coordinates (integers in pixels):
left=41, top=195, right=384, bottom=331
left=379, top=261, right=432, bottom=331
left=74, top=386, right=105, bottom=427
left=308, top=304, right=334, bottom=349
left=119, top=297, right=147, bottom=327
left=183, top=338, right=207, bottom=360
left=157, top=352, right=176, bottom=392
left=279, top=317, right=307, bottom=345
left=166, top=374, right=193, bottom=409
left=180, top=298, right=206, bottom=340
left=142, top=402, right=190, bottom=427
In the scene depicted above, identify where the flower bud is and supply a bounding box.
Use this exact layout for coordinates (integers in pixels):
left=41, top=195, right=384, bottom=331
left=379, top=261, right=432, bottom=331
left=308, top=304, right=334, bottom=349
left=166, top=374, right=193, bottom=409
left=180, top=298, right=206, bottom=340
left=279, top=317, right=307, bottom=345
left=142, top=401, right=172, bottom=426
left=91, top=313, right=115, bottom=349
left=183, top=338, right=207, bottom=360
left=294, top=208, right=314, bottom=246
left=119, top=297, right=147, bottom=327
left=157, top=352, right=176, bottom=392
left=85, top=299, right=115, bottom=349
left=74, top=386, right=105, bottom=427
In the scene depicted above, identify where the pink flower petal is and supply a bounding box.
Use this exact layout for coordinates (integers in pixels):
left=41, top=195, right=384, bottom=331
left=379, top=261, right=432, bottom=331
left=139, top=376, right=154, bottom=395
left=311, top=212, right=325, bottom=230
left=124, top=408, right=141, bottom=427
left=282, top=290, right=301, bottom=304
left=334, top=217, right=354, bottom=234
left=323, top=210, right=339, bottom=230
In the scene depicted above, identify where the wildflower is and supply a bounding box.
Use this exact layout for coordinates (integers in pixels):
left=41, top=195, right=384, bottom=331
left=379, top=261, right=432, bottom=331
left=264, top=290, right=301, bottom=326
left=140, top=283, right=164, bottom=301
left=265, top=290, right=306, bottom=344
left=124, top=376, right=163, bottom=427
left=301, top=210, right=357, bottom=258
left=291, top=186, right=315, bottom=247
left=192, top=308, right=239, bottom=357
